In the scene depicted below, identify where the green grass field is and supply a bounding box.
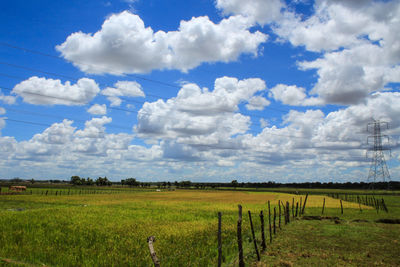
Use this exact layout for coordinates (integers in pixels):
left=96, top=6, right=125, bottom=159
left=1, top=188, right=399, bottom=266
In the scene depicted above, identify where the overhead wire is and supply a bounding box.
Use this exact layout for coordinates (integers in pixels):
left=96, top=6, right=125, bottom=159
left=0, top=42, right=389, bottom=153
left=0, top=42, right=291, bottom=112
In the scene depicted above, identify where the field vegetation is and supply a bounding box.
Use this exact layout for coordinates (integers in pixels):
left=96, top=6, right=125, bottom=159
left=0, top=188, right=399, bottom=266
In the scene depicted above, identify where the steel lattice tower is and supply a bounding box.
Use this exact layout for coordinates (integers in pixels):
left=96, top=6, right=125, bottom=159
left=366, top=120, right=391, bottom=186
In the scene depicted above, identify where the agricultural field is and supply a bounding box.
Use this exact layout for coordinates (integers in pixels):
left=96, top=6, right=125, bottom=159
left=1, top=188, right=400, bottom=266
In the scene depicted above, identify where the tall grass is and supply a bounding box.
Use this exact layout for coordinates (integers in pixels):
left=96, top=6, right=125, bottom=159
left=0, top=190, right=398, bottom=266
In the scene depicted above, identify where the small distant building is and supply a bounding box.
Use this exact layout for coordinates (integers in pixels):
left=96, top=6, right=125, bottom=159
left=9, top=186, right=27, bottom=192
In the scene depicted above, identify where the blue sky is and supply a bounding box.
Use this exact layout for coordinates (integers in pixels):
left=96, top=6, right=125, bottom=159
left=0, top=0, right=399, bottom=182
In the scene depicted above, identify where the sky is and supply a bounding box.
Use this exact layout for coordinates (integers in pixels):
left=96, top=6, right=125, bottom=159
left=0, top=0, right=399, bottom=183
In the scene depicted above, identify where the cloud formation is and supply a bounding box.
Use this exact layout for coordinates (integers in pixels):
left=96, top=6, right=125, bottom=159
left=216, top=0, right=285, bottom=25
left=136, top=77, right=266, bottom=145
left=217, top=0, right=400, bottom=105
left=101, top=81, right=145, bottom=106
left=0, top=90, right=16, bottom=105
left=269, top=84, right=322, bottom=106
left=12, top=77, right=100, bottom=106
left=88, top=104, right=107, bottom=115
left=0, top=91, right=399, bottom=181
left=56, top=11, right=267, bottom=74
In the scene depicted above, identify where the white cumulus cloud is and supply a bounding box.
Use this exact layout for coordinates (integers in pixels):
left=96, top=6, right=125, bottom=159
left=246, top=95, right=270, bottom=110
left=136, top=76, right=266, bottom=147
left=12, top=77, right=100, bottom=106
left=56, top=11, right=267, bottom=74
left=269, top=84, right=322, bottom=106
left=216, top=0, right=285, bottom=25
left=102, top=81, right=145, bottom=106
left=88, top=104, right=107, bottom=115
left=0, top=90, right=17, bottom=105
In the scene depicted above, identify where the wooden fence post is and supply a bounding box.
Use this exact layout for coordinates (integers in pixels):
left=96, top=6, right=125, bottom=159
left=292, top=198, right=295, bottom=219
left=248, top=211, right=260, bottom=261
left=322, top=198, right=325, bottom=215
left=147, top=236, right=160, bottom=267
left=237, top=205, right=244, bottom=267
left=299, top=197, right=302, bottom=215
left=340, top=199, right=343, bottom=215
left=381, top=199, right=388, bottom=213
left=218, top=212, right=222, bottom=267
left=273, top=207, right=276, bottom=235
left=259, top=211, right=266, bottom=251
left=278, top=200, right=281, bottom=229
left=295, top=202, right=298, bottom=217
left=282, top=201, right=287, bottom=225
left=286, top=202, right=290, bottom=223
left=301, top=194, right=308, bottom=215
left=268, top=201, right=272, bottom=243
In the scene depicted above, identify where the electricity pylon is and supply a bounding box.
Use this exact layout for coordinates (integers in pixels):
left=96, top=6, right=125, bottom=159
left=366, top=120, right=391, bottom=188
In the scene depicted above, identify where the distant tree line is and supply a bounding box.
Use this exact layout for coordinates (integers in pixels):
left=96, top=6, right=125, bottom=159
left=2, top=177, right=399, bottom=190
left=70, top=176, right=111, bottom=186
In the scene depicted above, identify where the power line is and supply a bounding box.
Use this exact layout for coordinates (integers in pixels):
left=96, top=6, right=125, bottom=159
left=0, top=42, right=292, bottom=113
left=0, top=64, right=286, bottom=118
left=0, top=42, right=181, bottom=89
left=0, top=82, right=350, bottom=141
left=0, top=82, right=271, bottom=130
left=5, top=107, right=133, bottom=131
left=0, top=43, right=352, bottom=142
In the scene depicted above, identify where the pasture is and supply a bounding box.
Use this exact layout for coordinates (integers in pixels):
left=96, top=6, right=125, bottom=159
left=0, top=188, right=399, bottom=266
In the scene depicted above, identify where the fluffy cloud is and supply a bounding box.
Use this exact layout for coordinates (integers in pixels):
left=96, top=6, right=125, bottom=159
left=136, top=77, right=266, bottom=145
left=283, top=0, right=400, bottom=104
left=0, top=92, right=399, bottom=181
left=299, top=43, right=400, bottom=105
left=0, top=107, right=5, bottom=132
left=246, top=96, right=270, bottom=110
left=12, top=77, right=100, bottom=106
left=269, top=84, right=322, bottom=106
left=56, top=11, right=267, bottom=74
left=75, top=116, right=112, bottom=139
left=217, top=0, right=400, bottom=105
left=102, top=81, right=145, bottom=106
left=274, top=0, right=400, bottom=52
left=88, top=104, right=107, bottom=115
left=216, top=0, right=285, bottom=25
left=0, top=90, right=16, bottom=105
left=244, top=91, right=400, bottom=168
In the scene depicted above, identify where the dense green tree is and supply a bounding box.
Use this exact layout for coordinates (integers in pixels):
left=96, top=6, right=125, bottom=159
left=95, top=176, right=112, bottom=186
left=124, top=178, right=139, bottom=187
left=70, top=176, right=83, bottom=185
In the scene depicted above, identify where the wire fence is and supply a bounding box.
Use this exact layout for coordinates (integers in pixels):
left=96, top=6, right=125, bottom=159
left=143, top=195, right=309, bottom=267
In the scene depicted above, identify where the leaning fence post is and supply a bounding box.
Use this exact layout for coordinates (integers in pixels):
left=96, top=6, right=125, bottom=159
left=147, top=236, right=160, bottom=267
left=248, top=211, right=260, bottom=261
left=322, top=198, right=325, bottom=215
left=259, top=211, right=266, bottom=251
left=268, top=201, right=272, bottom=243
left=218, top=212, right=222, bottom=267
left=301, top=194, right=308, bottom=215
left=381, top=198, right=388, bottom=213
left=237, top=205, right=244, bottom=267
